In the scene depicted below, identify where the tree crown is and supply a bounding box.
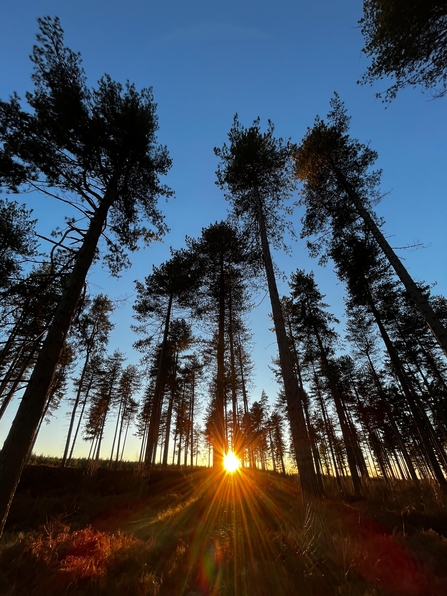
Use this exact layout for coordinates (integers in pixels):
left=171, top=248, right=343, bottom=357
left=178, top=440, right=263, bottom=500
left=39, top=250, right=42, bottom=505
left=294, top=95, right=382, bottom=259
left=215, top=116, right=296, bottom=252
left=0, top=16, right=172, bottom=274
left=359, top=0, right=447, bottom=101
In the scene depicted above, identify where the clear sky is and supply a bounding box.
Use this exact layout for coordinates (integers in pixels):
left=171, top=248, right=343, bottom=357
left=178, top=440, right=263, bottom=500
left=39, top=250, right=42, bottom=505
left=1, top=0, right=446, bottom=461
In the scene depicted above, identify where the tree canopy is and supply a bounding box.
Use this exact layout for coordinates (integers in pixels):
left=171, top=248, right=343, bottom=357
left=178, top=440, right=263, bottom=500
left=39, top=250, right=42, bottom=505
left=359, top=0, right=447, bottom=100
left=0, top=16, right=172, bottom=273
left=0, top=199, right=38, bottom=294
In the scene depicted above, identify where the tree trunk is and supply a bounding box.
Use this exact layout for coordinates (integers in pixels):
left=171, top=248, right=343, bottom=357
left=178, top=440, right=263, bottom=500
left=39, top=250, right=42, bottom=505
left=190, top=371, right=195, bottom=468
left=253, top=186, right=321, bottom=499
left=145, top=292, right=173, bottom=469
left=312, top=364, right=342, bottom=488
left=228, top=285, right=239, bottom=454
left=214, top=254, right=226, bottom=469
left=333, top=163, right=447, bottom=357
left=62, top=329, right=97, bottom=466
left=0, top=189, right=115, bottom=536
left=364, top=279, right=447, bottom=487
left=67, top=374, right=94, bottom=464
left=162, top=384, right=175, bottom=469
left=286, top=313, right=325, bottom=493
left=0, top=342, right=40, bottom=420
left=365, top=352, right=418, bottom=481
left=109, top=396, right=123, bottom=467
left=309, top=311, right=362, bottom=496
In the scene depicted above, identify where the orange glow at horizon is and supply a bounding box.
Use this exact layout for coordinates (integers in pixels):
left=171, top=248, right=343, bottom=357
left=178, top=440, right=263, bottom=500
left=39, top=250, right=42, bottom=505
left=223, top=451, right=240, bottom=473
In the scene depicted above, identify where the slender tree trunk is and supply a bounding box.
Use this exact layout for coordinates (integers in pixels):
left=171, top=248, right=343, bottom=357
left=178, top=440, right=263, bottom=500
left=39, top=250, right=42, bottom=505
left=0, top=189, right=115, bottom=537
left=228, top=286, right=239, bottom=454
left=312, top=321, right=362, bottom=496
left=365, top=352, right=418, bottom=481
left=286, top=314, right=325, bottom=493
left=345, top=378, right=370, bottom=479
left=364, top=279, right=447, bottom=487
left=162, top=384, right=175, bottom=469
left=62, top=341, right=95, bottom=467
left=312, top=366, right=342, bottom=487
left=67, top=376, right=94, bottom=464
left=237, top=341, right=249, bottom=415
left=95, top=407, right=109, bottom=461
left=109, top=397, right=124, bottom=467
left=145, top=293, right=173, bottom=469
left=253, top=186, right=320, bottom=499
left=87, top=437, right=95, bottom=461
left=115, top=410, right=126, bottom=466
left=214, top=255, right=226, bottom=469
left=332, top=163, right=447, bottom=357
left=120, top=420, right=130, bottom=461
left=268, top=427, right=277, bottom=472
left=0, top=311, right=26, bottom=372
left=190, top=371, right=195, bottom=468
left=0, top=343, right=40, bottom=420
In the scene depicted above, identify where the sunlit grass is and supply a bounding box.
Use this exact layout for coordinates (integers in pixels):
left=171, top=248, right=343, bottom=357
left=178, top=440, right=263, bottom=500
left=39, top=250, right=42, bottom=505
left=3, top=465, right=447, bottom=595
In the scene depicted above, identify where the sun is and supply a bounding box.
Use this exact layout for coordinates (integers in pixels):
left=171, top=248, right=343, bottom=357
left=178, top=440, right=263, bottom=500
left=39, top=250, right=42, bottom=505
left=223, top=451, right=241, bottom=473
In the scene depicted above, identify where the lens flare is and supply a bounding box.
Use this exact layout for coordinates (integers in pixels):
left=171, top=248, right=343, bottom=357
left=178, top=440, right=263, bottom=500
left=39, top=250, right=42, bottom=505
left=223, top=451, right=240, bottom=473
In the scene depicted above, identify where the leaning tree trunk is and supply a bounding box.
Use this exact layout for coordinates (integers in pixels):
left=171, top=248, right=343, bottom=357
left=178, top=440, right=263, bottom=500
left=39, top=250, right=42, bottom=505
left=363, top=278, right=447, bottom=487
left=162, top=356, right=178, bottom=470
left=0, top=342, right=40, bottom=420
left=0, top=189, right=115, bottom=537
left=312, top=365, right=342, bottom=488
left=253, top=186, right=321, bottom=499
left=364, top=352, right=419, bottom=481
left=314, top=330, right=362, bottom=497
left=332, top=163, right=447, bottom=358
left=286, top=319, right=325, bottom=495
left=62, top=342, right=95, bottom=467
left=67, top=373, right=95, bottom=465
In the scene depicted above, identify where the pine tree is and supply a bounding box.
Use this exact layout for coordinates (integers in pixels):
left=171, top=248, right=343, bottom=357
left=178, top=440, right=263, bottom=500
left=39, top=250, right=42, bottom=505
left=215, top=117, right=321, bottom=499
left=295, top=95, right=447, bottom=357
left=0, top=17, right=171, bottom=535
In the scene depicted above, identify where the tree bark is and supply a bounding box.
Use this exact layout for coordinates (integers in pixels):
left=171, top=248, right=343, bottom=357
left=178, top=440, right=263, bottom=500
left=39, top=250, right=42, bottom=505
left=145, top=292, right=173, bottom=470
left=0, top=188, right=115, bottom=536
left=333, top=163, right=447, bottom=358
left=253, top=186, right=321, bottom=499
left=214, top=254, right=226, bottom=469
left=364, top=279, right=447, bottom=487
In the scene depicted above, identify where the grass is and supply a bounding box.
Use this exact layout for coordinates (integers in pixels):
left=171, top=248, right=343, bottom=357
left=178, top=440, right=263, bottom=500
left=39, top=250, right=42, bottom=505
left=1, top=463, right=447, bottom=595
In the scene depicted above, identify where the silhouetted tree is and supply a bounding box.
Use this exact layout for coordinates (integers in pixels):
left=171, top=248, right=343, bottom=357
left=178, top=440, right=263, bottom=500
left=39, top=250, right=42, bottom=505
left=0, top=198, right=38, bottom=296
left=186, top=221, right=251, bottom=469
left=0, top=16, right=171, bottom=535
left=0, top=262, right=68, bottom=420
left=215, top=117, right=321, bottom=499
left=289, top=270, right=363, bottom=496
left=109, top=364, right=141, bottom=466
left=359, top=0, right=447, bottom=100
left=84, top=350, right=125, bottom=461
left=62, top=294, right=114, bottom=466
left=133, top=249, right=198, bottom=471
left=295, top=95, right=447, bottom=358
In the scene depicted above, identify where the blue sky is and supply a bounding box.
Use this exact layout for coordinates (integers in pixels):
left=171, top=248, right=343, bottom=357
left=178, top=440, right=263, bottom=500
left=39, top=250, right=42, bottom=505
left=1, top=1, right=446, bottom=461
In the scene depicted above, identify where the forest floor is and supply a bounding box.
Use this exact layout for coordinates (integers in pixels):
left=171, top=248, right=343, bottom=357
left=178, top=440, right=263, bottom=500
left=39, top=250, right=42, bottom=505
left=1, top=463, right=447, bottom=595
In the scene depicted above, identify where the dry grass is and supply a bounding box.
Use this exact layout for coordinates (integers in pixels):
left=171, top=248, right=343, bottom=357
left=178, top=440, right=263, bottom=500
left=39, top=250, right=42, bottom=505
left=0, top=519, right=160, bottom=595
left=2, top=464, right=447, bottom=595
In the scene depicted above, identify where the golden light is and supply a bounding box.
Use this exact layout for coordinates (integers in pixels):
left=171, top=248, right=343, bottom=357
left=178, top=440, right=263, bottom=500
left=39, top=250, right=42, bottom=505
left=223, top=451, right=241, bottom=473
